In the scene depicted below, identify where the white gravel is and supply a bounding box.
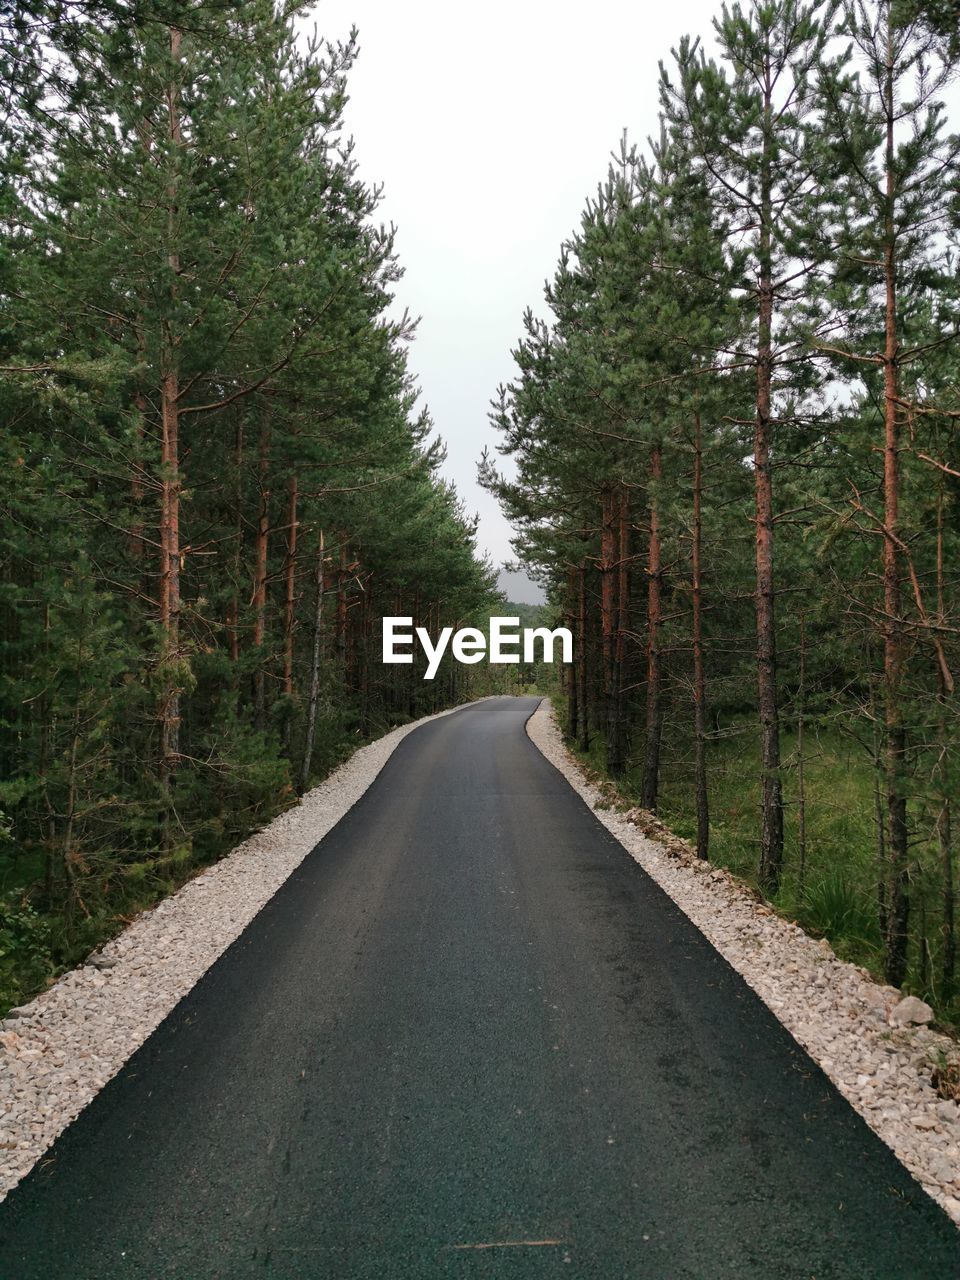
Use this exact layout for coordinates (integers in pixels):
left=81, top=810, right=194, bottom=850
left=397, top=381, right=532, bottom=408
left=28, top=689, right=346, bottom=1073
left=0, top=700, right=480, bottom=1201
left=526, top=697, right=960, bottom=1226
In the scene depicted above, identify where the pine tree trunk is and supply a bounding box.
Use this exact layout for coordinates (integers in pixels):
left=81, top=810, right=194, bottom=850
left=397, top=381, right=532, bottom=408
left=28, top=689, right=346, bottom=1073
left=131, top=114, right=152, bottom=563
left=228, top=416, right=243, bottom=668
left=130, top=329, right=147, bottom=562
left=936, top=485, right=955, bottom=996
left=589, top=579, right=603, bottom=741
left=566, top=565, right=578, bottom=740
left=158, top=25, right=183, bottom=798
left=797, top=611, right=808, bottom=892
left=62, top=621, right=87, bottom=917
left=393, top=590, right=403, bottom=715
left=600, top=486, right=619, bottom=773
left=614, top=486, right=630, bottom=777
left=939, top=790, right=954, bottom=997
left=40, top=603, right=55, bottom=900
left=347, top=566, right=358, bottom=698
left=301, top=529, right=325, bottom=792
left=692, top=411, right=709, bottom=859
left=359, top=573, right=371, bottom=733
left=643, top=447, right=663, bottom=810
left=336, top=537, right=348, bottom=675
left=756, top=58, right=784, bottom=895
left=576, top=560, right=590, bottom=752
left=283, top=472, right=298, bottom=699
left=881, top=22, right=908, bottom=986
left=408, top=588, right=420, bottom=716
left=252, top=413, right=270, bottom=728
left=874, top=707, right=888, bottom=942
left=281, top=472, right=298, bottom=751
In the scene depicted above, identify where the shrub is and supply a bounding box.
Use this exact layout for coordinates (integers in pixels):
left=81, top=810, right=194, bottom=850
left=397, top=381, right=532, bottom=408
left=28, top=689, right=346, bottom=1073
left=0, top=891, right=54, bottom=1014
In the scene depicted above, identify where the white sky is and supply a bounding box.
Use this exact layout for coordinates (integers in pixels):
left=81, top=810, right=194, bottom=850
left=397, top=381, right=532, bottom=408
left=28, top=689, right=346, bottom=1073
left=304, top=1, right=723, bottom=600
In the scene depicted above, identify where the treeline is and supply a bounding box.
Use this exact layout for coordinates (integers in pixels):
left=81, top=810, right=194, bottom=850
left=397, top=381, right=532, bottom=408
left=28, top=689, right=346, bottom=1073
left=483, top=0, right=960, bottom=1004
left=0, top=1, right=495, bottom=1004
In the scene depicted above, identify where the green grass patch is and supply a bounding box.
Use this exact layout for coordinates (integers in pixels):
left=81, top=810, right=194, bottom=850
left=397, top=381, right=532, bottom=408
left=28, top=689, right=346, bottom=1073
left=557, top=700, right=958, bottom=1027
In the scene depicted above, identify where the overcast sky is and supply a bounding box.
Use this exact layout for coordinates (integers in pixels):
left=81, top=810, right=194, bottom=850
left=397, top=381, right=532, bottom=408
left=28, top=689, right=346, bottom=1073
left=305, top=1, right=724, bottom=600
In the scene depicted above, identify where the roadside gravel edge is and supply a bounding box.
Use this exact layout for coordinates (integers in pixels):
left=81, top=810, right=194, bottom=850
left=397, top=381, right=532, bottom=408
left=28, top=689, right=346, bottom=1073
left=526, top=696, right=960, bottom=1226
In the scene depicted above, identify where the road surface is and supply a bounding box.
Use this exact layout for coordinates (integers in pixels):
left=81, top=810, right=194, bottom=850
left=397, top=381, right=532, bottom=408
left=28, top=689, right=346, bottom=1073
left=1, top=696, right=958, bottom=1278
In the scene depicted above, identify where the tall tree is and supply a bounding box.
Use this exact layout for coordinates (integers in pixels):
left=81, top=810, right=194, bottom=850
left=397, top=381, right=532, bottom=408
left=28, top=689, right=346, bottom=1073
left=816, top=0, right=959, bottom=983
left=660, top=0, right=837, bottom=894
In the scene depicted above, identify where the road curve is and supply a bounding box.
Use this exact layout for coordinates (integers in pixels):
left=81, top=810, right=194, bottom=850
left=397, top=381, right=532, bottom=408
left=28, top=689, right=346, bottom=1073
left=1, top=696, right=958, bottom=1278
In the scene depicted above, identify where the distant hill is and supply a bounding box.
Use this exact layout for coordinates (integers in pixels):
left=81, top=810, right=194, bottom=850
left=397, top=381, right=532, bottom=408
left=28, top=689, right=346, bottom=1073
left=501, top=600, right=549, bottom=628
left=496, top=569, right=545, bottom=605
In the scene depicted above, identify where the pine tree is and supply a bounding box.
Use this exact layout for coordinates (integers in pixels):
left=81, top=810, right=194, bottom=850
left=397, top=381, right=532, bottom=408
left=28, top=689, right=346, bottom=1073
left=660, top=0, right=838, bottom=894
left=0, top=1, right=498, bottom=1002
left=816, top=0, right=959, bottom=983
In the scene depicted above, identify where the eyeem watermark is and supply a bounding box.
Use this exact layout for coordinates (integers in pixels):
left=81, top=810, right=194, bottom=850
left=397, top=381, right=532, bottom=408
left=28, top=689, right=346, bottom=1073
left=382, top=616, right=572, bottom=681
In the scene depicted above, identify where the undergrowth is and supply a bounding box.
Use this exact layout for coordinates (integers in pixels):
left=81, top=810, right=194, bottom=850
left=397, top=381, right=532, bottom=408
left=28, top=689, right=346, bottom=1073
left=555, top=698, right=958, bottom=1031
left=0, top=712, right=403, bottom=1016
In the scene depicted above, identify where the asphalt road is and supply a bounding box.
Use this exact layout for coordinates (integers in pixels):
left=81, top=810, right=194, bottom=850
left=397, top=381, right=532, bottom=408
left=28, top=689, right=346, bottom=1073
left=2, top=696, right=959, bottom=1279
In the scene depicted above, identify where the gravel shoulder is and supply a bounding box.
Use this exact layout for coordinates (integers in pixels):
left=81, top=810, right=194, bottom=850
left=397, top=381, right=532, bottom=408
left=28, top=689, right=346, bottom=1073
left=0, top=700, right=483, bottom=1201
left=526, top=696, right=960, bottom=1227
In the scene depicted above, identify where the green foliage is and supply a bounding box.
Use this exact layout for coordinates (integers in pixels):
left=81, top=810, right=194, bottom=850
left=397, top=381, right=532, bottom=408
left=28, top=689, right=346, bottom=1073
left=0, top=892, right=54, bottom=1012
left=800, top=873, right=880, bottom=954
left=493, top=0, right=960, bottom=1016
left=0, top=0, right=498, bottom=1011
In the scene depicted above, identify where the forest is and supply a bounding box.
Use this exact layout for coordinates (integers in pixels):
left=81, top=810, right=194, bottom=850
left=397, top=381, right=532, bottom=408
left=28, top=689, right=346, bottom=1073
left=4, top=0, right=960, bottom=1032
left=482, top=0, right=960, bottom=1018
left=0, top=1, right=500, bottom=1011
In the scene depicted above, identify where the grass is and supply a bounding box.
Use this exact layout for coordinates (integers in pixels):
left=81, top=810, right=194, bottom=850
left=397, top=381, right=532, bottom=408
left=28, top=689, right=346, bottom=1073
left=657, top=724, right=884, bottom=965
left=562, top=701, right=958, bottom=1027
